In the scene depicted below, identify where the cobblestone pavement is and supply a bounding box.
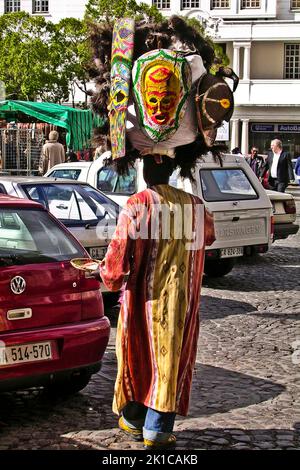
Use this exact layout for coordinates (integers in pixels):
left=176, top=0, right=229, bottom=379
left=0, top=204, right=299, bottom=451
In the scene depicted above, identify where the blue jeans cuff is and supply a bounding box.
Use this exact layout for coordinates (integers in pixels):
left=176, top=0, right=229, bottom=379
left=143, top=427, right=172, bottom=442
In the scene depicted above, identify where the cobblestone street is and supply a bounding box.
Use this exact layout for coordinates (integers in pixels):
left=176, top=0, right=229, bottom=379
left=0, top=203, right=299, bottom=451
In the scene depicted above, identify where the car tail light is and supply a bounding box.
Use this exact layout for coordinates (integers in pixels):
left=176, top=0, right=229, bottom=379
left=284, top=199, right=296, bottom=214
left=79, top=273, right=104, bottom=320
left=205, top=250, right=218, bottom=259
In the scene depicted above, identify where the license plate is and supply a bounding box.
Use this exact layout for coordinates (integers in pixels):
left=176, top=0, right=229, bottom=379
left=0, top=342, right=52, bottom=367
left=88, top=247, right=107, bottom=259
left=220, top=247, right=244, bottom=258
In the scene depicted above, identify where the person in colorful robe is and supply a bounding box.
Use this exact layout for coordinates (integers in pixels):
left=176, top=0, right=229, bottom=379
left=100, top=155, right=215, bottom=449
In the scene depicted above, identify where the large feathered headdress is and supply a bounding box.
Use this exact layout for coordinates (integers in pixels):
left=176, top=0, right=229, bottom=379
left=89, top=15, right=238, bottom=179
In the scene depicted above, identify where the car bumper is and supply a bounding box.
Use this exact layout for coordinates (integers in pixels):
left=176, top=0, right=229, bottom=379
left=0, top=317, right=110, bottom=388
left=273, top=223, right=299, bottom=240
left=0, top=362, right=102, bottom=392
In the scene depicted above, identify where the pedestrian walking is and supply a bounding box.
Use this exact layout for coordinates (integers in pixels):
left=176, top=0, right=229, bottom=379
left=246, top=146, right=264, bottom=177
left=39, top=130, right=65, bottom=175
left=260, top=139, right=294, bottom=192
left=99, top=155, right=215, bottom=449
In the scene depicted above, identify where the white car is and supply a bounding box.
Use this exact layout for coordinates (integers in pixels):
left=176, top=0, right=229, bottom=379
left=0, top=177, right=120, bottom=291
left=45, top=157, right=139, bottom=208
left=46, top=154, right=276, bottom=277
left=46, top=153, right=299, bottom=245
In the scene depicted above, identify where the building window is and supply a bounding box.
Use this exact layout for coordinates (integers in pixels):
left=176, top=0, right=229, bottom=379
left=241, top=0, right=260, bottom=7
left=152, top=0, right=170, bottom=9
left=285, top=44, right=300, bottom=79
left=181, top=0, right=201, bottom=8
left=33, top=1, right=49, bottom=13
left=211, top=0, right=230, bottom=9
left=291, top=0, right=300, bottom=9
left=4, top=0, right=21, bottom=12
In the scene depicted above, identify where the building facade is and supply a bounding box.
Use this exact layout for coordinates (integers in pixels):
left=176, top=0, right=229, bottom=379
left=143, top=0, right=300, bottom=157
left=0, top=1, right=86, bottom=22
left=1, top=1, right=300, bottom=156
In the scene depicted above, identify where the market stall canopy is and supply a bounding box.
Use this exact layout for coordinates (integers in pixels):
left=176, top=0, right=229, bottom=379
left=0, top=100, right=101, bottom=150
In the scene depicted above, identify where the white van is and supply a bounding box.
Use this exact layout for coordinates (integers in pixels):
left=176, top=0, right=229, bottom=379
left=46, top=153, right=273, bottom=277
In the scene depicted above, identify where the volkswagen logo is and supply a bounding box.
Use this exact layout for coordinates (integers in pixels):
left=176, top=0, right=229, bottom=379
left=10, top=276, right=26, bottom=295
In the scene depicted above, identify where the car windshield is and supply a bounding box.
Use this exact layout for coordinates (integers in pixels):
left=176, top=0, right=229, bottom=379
left=0, top=208, right=86, bottom=266
left=200, top=169, right=258, bottom=202
left=48, top=169, right=81, bottom=180
left=21, top=183, right=119, bottom=227
left=97, top=166, right=137, bottom=195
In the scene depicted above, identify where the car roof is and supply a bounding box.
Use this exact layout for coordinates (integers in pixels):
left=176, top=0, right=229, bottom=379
left=0, top=176, right=120, bottom=207
left=0, top=176, right=91, bottom=184
left=49, top=161, right=92, bottom=169
left=0, top=193, right=45, bottom=209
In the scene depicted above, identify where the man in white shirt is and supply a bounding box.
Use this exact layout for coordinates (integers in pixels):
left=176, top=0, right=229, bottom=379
left=260, top=139, right=294, bottom=192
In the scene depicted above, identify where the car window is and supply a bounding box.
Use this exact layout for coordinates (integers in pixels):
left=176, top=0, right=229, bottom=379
left=200, top=169, right=258, bottom=202
left=22, top=183, right=119, bottom=227
left=26, top=186, right=47, bottom=208
left=0, top=208, right=85, bottom=266
left=97, top=166, right=137, bottom=195
left=48, top=169, right=81, bottom=180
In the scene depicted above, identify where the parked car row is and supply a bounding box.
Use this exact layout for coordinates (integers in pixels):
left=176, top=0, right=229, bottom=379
left=0, top=178, right=120, bottom=292
left=1, top=151, right=298, bottom=396
left=46, top=153, right=299, bottom=277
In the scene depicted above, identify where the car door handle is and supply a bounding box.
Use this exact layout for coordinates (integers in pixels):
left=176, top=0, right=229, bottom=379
left=56, top=204, right=68, bottom=210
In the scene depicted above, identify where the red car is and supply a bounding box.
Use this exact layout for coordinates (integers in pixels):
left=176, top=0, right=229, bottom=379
left=0, top=195, right=110, bottom=394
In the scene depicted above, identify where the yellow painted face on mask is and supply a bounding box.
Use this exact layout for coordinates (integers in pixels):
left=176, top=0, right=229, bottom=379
left=143, top=63, right=180, bottom=126
left=132, top=49, right=192, bottom=142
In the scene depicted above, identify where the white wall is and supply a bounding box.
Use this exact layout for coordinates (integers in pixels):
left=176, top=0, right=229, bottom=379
left=0, top=0, right=88, bottom=22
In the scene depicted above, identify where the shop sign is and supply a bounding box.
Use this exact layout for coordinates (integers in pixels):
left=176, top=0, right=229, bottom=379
left=251, top=124, right=274, bottom=132
left=278, top=124, right=300, bottom=133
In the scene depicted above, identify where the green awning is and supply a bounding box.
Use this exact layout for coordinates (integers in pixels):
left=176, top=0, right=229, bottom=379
left=0, top=100, right=101, bottom=150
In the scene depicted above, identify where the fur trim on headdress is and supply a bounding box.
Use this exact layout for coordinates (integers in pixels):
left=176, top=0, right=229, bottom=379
left=174, top=138, right=226, bottom=180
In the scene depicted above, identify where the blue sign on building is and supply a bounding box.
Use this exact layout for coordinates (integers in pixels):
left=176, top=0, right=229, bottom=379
left=278, top=124, right=300, bottom=133
left=251, top=124, right=275, bottom=132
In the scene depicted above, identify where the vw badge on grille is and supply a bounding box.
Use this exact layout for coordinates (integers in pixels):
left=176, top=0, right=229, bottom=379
left=10, top=276, right=26, bottom=295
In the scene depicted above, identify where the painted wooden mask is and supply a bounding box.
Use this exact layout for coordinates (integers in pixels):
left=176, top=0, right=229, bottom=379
left=132, top=49, right=192, bottom=142
left=108, top=19, right=135, bottom=159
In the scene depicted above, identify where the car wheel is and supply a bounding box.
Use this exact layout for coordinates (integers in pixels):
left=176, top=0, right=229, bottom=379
left=204, top=258, right=235, bottom=278
left=45, top=370, right=92, bottom=396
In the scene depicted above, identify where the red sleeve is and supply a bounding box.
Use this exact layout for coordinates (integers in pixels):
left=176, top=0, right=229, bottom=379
left=99, top=202, right=134, bottom=292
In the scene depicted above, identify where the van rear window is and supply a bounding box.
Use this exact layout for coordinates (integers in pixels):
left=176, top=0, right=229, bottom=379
left=97, top=166, right=137, bottom=195
left=48, top=169, right=81, bottom=180
left=200, top=169, right=258, bottom=202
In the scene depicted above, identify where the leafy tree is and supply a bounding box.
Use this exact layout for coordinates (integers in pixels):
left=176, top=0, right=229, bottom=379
left=54, top=18, right=93, bottom=107
left=84, top=0, right=163, bottom=23
left=0, top=12, right=69, bottom=102
left=183, top=17, right=229, bottom=71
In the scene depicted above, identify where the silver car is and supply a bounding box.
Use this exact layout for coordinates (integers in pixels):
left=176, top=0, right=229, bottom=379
left=0, top=177, right=120, bottom=291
